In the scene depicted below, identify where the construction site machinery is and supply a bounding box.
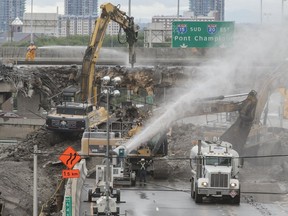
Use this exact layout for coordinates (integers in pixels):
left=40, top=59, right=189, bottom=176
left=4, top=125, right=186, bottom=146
left=112, top=90, right=258, bottom=185
left=190, top=139, right=242, bottom=204
left=45, top=104, right=108, bottom=133
left=81, top=131, right=124, bottom=155
left=87, top=164, right=130, bottom=215
left=45, top=3, right=138, bottom=133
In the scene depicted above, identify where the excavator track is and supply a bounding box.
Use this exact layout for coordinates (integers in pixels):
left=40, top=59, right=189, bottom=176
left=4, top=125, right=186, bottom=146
left=152, top=158, right=169, bottom=179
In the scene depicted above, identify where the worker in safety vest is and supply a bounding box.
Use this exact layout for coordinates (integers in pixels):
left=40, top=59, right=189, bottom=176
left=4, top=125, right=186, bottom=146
left=137, top=158, right=151, bottom=186
left=25, top=42, right=37, bottom=61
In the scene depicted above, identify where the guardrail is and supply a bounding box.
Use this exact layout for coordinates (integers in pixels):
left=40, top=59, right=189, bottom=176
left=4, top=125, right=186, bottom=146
left=0, top=139, right=18, bottom=145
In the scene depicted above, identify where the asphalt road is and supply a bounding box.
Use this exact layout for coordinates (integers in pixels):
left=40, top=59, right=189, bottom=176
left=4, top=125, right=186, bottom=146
left=80, top=178, right=288, bottom=216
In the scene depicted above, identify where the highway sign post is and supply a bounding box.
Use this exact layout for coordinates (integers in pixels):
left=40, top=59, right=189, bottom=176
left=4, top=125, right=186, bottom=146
left=65, top=196, right=72, bottom=216
left=172, top=21, right=234, bottom=48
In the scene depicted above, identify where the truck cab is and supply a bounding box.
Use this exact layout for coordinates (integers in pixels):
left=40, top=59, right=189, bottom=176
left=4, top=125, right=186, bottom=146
left=190, top=140, right=242, bottom=204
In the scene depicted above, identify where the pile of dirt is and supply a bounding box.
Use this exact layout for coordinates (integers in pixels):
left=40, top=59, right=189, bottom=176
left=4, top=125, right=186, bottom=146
left=0, top=127, right=81, bottom=215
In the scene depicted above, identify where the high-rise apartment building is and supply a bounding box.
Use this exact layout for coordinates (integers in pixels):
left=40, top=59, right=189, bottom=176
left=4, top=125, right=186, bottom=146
left=0, top=0, right=26, bottom=32
left=64, top=0, right=98, bottom=16
left=189, top=0, right=224, bottom=21
left=60, top=0, right=121, bottom=37
left=59, top=0, right=99, bottom=36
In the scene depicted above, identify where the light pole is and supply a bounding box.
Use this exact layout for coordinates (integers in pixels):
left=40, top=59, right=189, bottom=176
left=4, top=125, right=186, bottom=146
left=177, top=0, right=180, bottom=19
left=260, top=0, right=263, bottom=24
left=101, top=76, right=121, bottom=216
left=128, top=0, right=131, bottom=16
left=282, top=0, right=287, bottom=23
left=30, top=0, right=33, bottom=43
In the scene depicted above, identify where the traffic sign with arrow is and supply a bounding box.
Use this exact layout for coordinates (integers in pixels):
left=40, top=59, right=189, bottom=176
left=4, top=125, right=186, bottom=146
left=59, top=146, right=81, bottom=169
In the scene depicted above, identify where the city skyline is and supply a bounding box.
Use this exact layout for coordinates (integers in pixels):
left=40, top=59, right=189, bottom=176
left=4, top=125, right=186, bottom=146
left=24, top=0, right=288, bottom=24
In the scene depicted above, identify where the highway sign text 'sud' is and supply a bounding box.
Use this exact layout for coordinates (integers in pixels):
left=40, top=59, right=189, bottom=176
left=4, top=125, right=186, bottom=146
left=172, top=21, right=235, bottom=48
left=59, top=146, right=81, bottom=169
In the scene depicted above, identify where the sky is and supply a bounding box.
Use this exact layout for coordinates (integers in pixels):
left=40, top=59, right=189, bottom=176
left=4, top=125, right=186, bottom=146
left=25, top=0, right=287, bottom=24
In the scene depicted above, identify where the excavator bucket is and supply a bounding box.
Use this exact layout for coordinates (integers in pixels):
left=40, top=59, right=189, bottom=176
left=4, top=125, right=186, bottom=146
left=220, top=90, right=258, bottom=154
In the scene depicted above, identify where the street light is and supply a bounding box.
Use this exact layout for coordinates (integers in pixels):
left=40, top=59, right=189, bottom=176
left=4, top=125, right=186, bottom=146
left=177, top=0, right=180, bottom=19
left=128, top=0, right=131, bottom=17
left=101, top=76, right=121, bottom=215
left=282, top=0, right=287, bottom=23
left=260, top=0, right=263, bottom=24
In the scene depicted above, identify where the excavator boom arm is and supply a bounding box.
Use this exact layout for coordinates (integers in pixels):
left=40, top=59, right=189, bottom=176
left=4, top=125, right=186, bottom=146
left=80, top=3, right=138, bottom=104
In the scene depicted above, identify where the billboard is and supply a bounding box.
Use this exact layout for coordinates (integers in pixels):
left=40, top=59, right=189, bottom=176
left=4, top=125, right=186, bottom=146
left=172, top=21, right=234, bottom=48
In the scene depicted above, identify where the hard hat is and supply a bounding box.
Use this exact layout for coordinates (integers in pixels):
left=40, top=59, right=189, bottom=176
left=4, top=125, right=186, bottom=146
left=249, top=90, right=257, bottom=96
left=141, top=158, right=145, bottom=161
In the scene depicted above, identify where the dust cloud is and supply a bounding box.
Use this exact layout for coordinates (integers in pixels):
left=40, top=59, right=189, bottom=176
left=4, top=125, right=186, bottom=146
left=122, top=24, right=288, bottom=153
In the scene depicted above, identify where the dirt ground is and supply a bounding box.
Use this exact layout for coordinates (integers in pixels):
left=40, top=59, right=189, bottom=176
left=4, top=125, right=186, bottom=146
left=1, top=120, right=288, bottom=215
left=1, top=64, right=288, bottom=215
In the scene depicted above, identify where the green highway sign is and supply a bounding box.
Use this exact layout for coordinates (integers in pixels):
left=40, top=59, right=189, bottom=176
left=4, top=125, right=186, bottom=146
left=65, top=196, right=72, bottom=216
left=172, top=21, right=234, bottom=48
left=146, top=95, right=154, bottom=105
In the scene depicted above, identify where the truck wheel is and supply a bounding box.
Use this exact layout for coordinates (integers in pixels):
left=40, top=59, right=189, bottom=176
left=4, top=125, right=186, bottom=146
left=93, top=207, right=98, bottom=214
left=116, top=207, right=120, bottom=215
left=191, top=179, right=195, bottom=199
left=116, top=189, right=121, bottom=203
left=88, top=189, right=92, bottom=202
left=231, top=189, right=240, bottom=205
left=195, top=185, right=203, bottom=204
left=153, top=159, right=169, bottom=179
left=232, top=194, right=240, bottom=205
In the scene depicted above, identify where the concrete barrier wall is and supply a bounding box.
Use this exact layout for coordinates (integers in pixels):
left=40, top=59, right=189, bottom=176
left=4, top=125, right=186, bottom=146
left=0, top=118, right=45, bottom=139
left=62, top=159, right=88, bottom=216
left=0, top=46, right=210, bottom=63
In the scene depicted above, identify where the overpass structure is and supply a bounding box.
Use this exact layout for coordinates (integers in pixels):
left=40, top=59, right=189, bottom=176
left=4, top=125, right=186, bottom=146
left=0, top=46, right=209, bottom=66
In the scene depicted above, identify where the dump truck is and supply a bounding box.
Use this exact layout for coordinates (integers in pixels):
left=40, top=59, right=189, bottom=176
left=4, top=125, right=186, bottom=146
left=190, top=139, right=242, bottom=204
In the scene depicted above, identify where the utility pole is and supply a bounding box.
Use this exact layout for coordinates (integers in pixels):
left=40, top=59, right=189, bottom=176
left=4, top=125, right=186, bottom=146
left=33, top=145, right=38, bottom=216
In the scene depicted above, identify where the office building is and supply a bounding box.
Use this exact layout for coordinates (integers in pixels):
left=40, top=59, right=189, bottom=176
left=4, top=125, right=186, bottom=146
left=189, top=0, right=224, bottom=21
left=58, top=0, right=98, bottom=36
left=64, top=0, right=98, bottom=16
left=0, top=0, right=26, bottom=32
left=59, top=0, right=122, bottom=37
left=22, top=13, right=58, bottom=36
left=58, top=15, right=96, bottom=37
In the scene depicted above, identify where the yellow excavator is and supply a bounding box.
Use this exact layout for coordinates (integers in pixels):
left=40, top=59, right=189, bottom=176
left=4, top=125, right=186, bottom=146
left=81, top=2, right=139, bottom=106
left=45, top=3, right=139, bottom=133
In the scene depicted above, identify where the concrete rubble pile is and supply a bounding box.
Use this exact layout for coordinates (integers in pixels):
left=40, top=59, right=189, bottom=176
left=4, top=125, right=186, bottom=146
left=0, top=64, right=192, bottom=215
left=1, top=64, right=288, bottom=215
left=0, top=64, right=192, bottom=113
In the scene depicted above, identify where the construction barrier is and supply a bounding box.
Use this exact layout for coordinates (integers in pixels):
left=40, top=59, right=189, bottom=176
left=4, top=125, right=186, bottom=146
left=62, top=159, right=88, bottom=216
